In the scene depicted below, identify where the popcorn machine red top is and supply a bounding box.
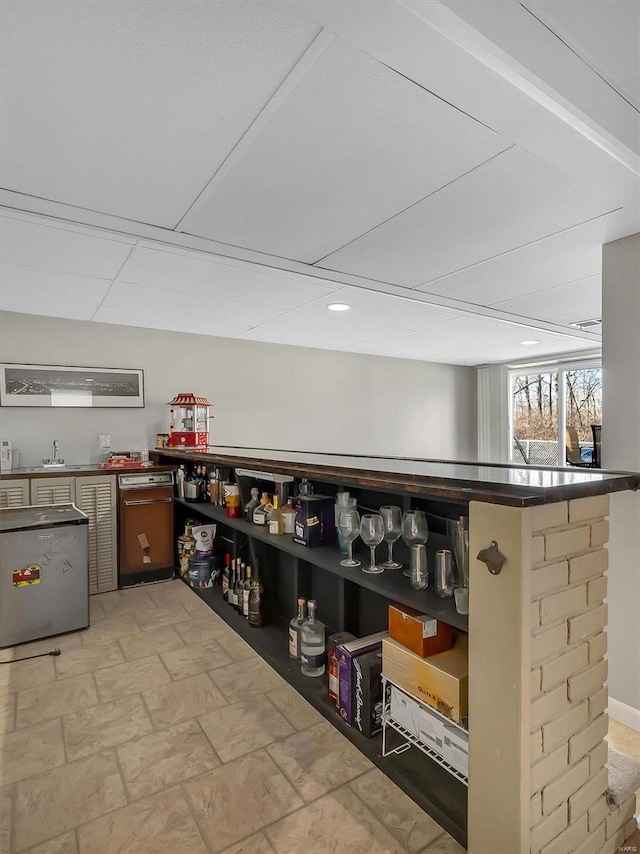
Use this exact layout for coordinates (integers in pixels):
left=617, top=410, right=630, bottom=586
left=168, top=393, right=211, bottom=449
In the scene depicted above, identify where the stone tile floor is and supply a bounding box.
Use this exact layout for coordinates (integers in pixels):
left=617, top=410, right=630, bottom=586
left=0, top=580, right=463, bottom=854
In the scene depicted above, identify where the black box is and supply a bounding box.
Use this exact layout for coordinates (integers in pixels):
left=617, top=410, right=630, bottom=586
left=352, top=649, right=383, bottom=737
left=292, top=495, right=335, bottom=547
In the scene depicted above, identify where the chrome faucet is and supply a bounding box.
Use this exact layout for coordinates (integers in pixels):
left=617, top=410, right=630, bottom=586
left=53, top=439, right=60, bottom=461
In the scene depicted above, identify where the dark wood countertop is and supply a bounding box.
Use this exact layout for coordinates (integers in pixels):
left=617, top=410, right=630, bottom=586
left=150, top=446, right=639, bottom=507
left=1, top=464, right=176, bottom=480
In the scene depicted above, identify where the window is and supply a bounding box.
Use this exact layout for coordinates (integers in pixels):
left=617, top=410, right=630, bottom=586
left=509, top=362, right=602, bottom=467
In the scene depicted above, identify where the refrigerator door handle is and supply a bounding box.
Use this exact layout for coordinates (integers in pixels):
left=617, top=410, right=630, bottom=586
left=123, top=498, right=173, bottom=507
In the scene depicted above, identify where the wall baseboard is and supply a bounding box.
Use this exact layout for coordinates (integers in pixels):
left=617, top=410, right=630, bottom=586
left=609, top=696, right=640, bottom=732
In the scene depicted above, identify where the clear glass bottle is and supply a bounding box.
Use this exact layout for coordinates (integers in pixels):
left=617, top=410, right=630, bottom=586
left=298, top=478, right=313, bottom=496
left=244, top=487, right=260, bottom=521
left=268, top=495, right=284, bottom=535
left=288, top=598, right=306, bottom=661
left=300, top=599, right=326, bottom=677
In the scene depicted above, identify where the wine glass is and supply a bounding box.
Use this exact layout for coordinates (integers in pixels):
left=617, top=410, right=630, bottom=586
left=402, top=510, right=429, bottom=577
left=380, top=505, right=403, bottom=569
left=338, top=510, right=361, bottom=568
left=359, top=514, right=384, bottom=574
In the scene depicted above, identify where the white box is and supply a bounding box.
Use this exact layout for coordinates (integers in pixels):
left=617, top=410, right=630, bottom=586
left=389, top=685, right=421, bottom=738
left=418, top=702, right=448, bottom=754
left=1, top=440, right=12, bottom=472
left=442, top=724, right=469, bottom=775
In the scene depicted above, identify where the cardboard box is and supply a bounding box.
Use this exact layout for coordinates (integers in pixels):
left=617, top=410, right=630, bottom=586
left=336, top=631, right=388, bottom=724
left=352, top=650, right=383, bottom=737
left=389, top=685, right=421, bottom=739
left=292, top=495, right=335, bottom=547
left=388, top=604, right=453, bottom=658
left=442, top=724, right=469, bottom=776
left=382, top=634, right=468, bottom=723
left=390, top=684, right=468, bottom=775
left=328, top=632, right=356, bottom=705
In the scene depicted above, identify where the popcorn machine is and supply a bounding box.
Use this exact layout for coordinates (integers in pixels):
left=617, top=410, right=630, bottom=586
left=168, top=393, right=211, bottom=449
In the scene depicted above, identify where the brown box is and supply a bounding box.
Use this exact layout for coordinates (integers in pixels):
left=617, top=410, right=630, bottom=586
left=382, top=634, right=468, bottom=722
left=388, top=604, right=453, bottom=658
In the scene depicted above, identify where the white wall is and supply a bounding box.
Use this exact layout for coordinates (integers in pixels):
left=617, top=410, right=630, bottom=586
left=602, top=233, right=640, bottom=723
left=0, top=312, right=477, bottom=466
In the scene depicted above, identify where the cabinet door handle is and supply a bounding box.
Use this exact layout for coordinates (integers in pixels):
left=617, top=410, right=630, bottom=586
left=123, top=497, right=173, bottom=506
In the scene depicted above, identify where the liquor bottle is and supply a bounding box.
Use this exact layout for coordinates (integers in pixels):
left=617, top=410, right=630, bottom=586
left=298, top=478, right=313, bottom=496
left=234, top=563, right=244, bottom=614
left=248, top=567, right=263, bottom=627
left=244, top=487, right=260, bottom=521
left=267, top=495, right=284, bottom=535
left=222, top=553, right=231, bottom=601
left=300, top=599, right=326, bottom=677
left=199, top=467, right=208, bottom=502
left=288, top=598, right=306, bottom=661
left=228, top=560, right=237, bottom=608
left=242, top=565, right=252, bottom=618
left=253, top=493, right=270, bottom=525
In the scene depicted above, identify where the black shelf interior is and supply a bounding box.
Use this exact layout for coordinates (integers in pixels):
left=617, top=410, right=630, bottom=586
left=176, top=498, right=468, bottom=632
left=191, top=581, right=468, bottom=848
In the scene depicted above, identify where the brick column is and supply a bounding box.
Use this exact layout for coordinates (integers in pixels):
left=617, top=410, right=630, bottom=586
left=468, top=495, right=636, bottom=854
left=529, top=495, right=636, bottom=854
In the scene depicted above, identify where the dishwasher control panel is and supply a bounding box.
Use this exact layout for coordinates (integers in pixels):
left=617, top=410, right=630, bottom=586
left=118, top=472, right=174, bottom=489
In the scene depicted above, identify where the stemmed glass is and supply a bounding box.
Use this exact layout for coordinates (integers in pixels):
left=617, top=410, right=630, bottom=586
left=359, top=514, right=384, bottom=574
left=380, top=506, right=403, bottom=569
left=337, top=510, right=361, bottom=568
left=401, top=510, right=429, bottom=577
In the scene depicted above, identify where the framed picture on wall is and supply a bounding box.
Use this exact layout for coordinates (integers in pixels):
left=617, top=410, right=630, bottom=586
left=0, top=364, right=145, bottom=408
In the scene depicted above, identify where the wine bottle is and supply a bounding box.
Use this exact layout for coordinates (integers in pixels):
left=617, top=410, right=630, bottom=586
left=248, top=566, right=263, bottom=627
left=228, top=559, right=237, bottom=608
left=234, top=563, right=244, bottom=614
left=242, top=565, right=252, bottom=618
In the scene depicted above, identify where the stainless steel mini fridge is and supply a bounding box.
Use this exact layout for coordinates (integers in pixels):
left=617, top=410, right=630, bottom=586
left=0, top=503, right=89, bottom=647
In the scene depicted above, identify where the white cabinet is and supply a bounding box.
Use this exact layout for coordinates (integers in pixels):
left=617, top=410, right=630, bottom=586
left=30, top=476, right=76, bottom=506
left=0, top=479, right=30, bottom=507
left=76, top=475, right=118, bottom=594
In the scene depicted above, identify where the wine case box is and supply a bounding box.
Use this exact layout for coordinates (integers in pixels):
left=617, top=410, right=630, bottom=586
left=352, top=650, right=383, bottom=737
left=292, top=496, right=335, bottom=547
left=337, top=631, right=388, bottom=725
left=382, top=634, right=468, bottom=723
left=389, top=685, right=469, bottom=775
left=388, top=604, right=453, bottom=658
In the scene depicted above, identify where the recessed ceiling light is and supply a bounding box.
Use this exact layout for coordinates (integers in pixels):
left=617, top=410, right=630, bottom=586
left=328, top=303, right=350, bottom=312
left=520, top=340, right=539, bottom=346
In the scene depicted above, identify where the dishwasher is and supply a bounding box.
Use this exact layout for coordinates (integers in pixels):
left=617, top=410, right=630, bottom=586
left=118, top=471, right=174, bottom=587
left=0, top=503, right=89, bottom=647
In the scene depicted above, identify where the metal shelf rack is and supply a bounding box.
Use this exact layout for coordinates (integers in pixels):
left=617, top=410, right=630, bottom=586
left=381, top=675, right=469, bottom=787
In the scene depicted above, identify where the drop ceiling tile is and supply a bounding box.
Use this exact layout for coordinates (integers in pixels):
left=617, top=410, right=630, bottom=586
left=0, top=293, right=97, bottom=321
left=416, top=217, right=606, bottom=304
left=0, top=215, right=134, bottom=278
left=0, top=262, right=112, bottom=305
left=184, top=37, right=510, bottom=261
left=297, top=287, right=462, bottom=330
left=93, top=305, right=250, bottom=338
left=119, top=246, right=337, bottom=309
left=104, top=281, right=284, bottom=328
left=491, top=275, right=600, bottom=320
left=239, top=310, right=391, bottom=345
left=1, top=1, right=319, bottom=226
left=319, top=147, right=609, bottom=286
